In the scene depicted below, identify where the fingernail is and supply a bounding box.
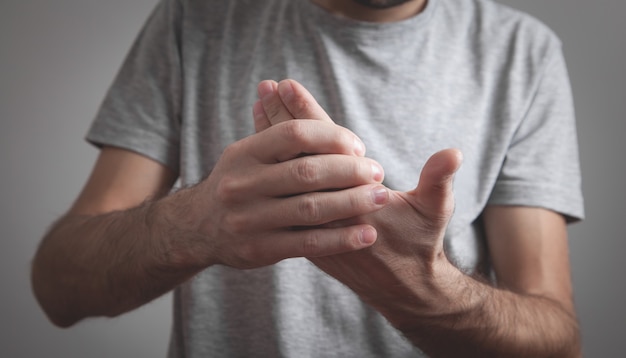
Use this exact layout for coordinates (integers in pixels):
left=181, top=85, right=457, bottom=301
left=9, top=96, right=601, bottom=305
left=371, top=186, right=389, bottom=205
left=257, top=80, right=275, bottom=100
left=354, top=137, right=366, bottom=156
left=371, top=163, right=384, bottom=182
left=277, top=80, right=294, bottom=101
left=359, top=227, right=377, bottom=245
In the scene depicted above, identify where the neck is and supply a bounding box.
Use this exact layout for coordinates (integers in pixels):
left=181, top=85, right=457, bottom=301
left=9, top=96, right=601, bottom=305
left=311, top=0, right=427, bottom=23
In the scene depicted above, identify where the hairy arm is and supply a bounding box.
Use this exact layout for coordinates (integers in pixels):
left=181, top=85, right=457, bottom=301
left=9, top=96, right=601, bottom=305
left=384, top=207, right=580, bottom=357
left=32, top=122, right=388, bottom=327
left=31, top=147, right=187, bottom=327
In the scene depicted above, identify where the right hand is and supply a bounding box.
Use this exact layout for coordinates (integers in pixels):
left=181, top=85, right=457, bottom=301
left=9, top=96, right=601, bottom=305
left=167, top=120, right=389, bottom=270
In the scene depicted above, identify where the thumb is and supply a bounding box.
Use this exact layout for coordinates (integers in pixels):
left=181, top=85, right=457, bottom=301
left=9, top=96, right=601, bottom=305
left=409, top=149, right=463, bottom=227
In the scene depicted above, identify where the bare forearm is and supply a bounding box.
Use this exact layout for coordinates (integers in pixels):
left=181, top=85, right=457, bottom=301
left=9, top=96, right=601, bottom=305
left=384, top=270, right=580, bottom=357
left=31, top=191, right=206, bottom=327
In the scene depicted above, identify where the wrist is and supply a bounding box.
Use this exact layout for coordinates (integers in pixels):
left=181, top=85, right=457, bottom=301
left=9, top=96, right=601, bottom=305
left=375, top=255, right=482, bottom=331
left=148, top=188, right=214, bottom=274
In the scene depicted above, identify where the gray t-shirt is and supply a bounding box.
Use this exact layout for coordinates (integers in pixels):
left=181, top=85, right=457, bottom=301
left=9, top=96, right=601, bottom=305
left=87, top=0, right=585, bottom=356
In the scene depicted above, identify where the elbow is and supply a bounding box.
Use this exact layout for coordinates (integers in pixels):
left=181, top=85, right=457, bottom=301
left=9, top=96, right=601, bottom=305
left=31, top=284, right=84, bottom=329
left=555, top=307, right=582, bottom=358
left=540, top=314, right=582, bottom=358
left=32, top=290, right=83, bottom=329
left=30, top=261, right=83, bottom=329
left=45, top=311, right=82, bottom=329
left=562, top=324, right=583, bottom=358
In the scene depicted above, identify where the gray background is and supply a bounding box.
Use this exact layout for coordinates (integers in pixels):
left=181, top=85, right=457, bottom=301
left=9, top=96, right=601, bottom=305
left=1, top=0, right=623, bottom=356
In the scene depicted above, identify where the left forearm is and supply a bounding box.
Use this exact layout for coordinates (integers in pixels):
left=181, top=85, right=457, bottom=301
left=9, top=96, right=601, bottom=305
left=380, top=270, right=580, bottom=358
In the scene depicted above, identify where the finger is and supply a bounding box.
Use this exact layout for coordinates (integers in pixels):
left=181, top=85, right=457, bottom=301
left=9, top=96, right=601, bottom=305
left=245, top=120, right=366, bottom=162
left=222, top=155, right=385, bottom=200
left=410, top=148, right=463, bottom=224
left=236, top=184, right=390, bottom=230
left=266, top=155, right=385, bottom=196
left=253, top=100, right=272, bottom=133
left=277, top=79, right=334, bottom=123
left=316, top=217, right=361, bottom=230
left=242, top=225, right=378, bottom=267
left=258, top=80, right=295, bottom=126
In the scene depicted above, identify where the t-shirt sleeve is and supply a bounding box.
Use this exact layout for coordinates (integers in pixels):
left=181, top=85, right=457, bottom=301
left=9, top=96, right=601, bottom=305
left=86, top=0, right=182, bottom=173
left=488, top=44, right=585, bottom=222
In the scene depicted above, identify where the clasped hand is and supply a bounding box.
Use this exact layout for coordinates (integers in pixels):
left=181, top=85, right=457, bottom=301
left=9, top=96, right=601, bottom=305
left=179, top=102, right=393, bottom=271
left=252, top=79, right=463, bottom=318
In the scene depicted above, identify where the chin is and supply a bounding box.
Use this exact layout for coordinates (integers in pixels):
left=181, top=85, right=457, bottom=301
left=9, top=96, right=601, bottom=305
left=351, top=0, right=414, bottom=10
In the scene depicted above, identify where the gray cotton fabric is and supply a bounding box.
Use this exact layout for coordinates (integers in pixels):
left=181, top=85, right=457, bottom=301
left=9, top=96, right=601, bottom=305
left=86, top=0, right=585, bottom=356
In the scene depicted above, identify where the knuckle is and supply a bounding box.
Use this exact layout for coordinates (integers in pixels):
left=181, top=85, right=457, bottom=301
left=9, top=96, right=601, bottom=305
left=344, top=188, right=376, bottom=217
left=233, top=241, right=258, bottom=268
left=339, top=126, right=356, bottom=141
left=215, top=175, right=240, bottom=203
left=427, top=186, right=456, bottom=223
left=342, top=229, right=362, bottom=251
left=222, top=140, right=244, bottom=159
left=265, top=101, right=282, bottom=120
left=297, top=195, right=322, bottom=224
left=352, top=160, right=368, bottom=180
left=425, top=211, right=453, bottom=233
left=339, top=130, right=353, bottom=145
left=439, top=199, right=456, bottom=222
left=330, top=129, right=357, bottom=155
left=280, top=120, right=307, bottom=143
left=291, top=95, right=313, bottom=116
left=347, top=191, right=365, bottom=212
left=292, top=157, right=320, bottom=186
left=301, top=233, right=322, bottom=256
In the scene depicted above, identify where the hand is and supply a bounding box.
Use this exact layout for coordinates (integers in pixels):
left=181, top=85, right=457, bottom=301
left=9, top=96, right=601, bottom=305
left=312, top=149, right=462, bottom=313
left=255, top=80, right=583, bottom=358
left=254, top=79, right=463, bottom=315
left=168, top=116, right=390, bottom=270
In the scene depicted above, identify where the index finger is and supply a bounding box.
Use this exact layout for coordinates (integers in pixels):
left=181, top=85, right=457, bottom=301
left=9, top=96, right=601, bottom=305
left=246, top=119, right=366, bottom=163
left=276, top=79, right=334, bottom=123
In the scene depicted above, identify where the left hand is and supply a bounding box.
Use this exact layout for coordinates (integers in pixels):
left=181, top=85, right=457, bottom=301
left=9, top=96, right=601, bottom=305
left=254, top=80, right=582, bottom=358
left=253, top=79, right=463, bottom=316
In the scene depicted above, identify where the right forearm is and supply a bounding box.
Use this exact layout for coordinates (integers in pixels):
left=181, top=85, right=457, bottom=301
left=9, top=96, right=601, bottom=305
left=31, top=192, right=205, bottom=327
left=32, top=120, right=390, bottom=327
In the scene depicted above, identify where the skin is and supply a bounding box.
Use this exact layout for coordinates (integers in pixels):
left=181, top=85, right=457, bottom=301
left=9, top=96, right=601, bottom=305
left=31, top=2, right=580, bottom=356
left=253, top=79, right=581, bottom=357
left=31, top=122, right=390, bottom=327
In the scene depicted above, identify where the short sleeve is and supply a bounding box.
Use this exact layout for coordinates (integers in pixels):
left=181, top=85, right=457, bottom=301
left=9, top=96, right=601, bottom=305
left=86, top=0, right=183, bottom=173
left=488, top=45, right=585, bottom=222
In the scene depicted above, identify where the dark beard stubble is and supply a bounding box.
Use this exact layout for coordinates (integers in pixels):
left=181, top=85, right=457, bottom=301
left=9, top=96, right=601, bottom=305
left=351, top=0, right=415, bottom=9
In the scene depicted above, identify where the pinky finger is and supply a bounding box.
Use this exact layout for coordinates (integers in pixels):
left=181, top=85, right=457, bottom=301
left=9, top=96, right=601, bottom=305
left=297, top=224, right=378, bottom=258
left=255, top=225, right=378, bottom=265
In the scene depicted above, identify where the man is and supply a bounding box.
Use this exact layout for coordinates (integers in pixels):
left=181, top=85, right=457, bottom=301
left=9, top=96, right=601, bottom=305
left=31, top=0, right=584, bottom=356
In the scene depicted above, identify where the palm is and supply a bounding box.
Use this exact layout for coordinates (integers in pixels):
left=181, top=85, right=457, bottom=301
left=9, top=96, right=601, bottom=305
left=309, top=176, right=454, bottom=301
left=255, top=79, right=461, bottom=303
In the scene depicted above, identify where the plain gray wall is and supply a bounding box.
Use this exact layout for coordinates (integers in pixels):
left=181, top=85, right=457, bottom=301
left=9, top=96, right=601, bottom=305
left=1, top=0, right=624, bottom=357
